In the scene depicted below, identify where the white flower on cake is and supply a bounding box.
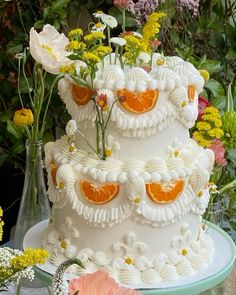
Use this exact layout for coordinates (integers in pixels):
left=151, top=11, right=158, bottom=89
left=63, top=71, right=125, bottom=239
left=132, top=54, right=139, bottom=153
left=105, top=134, right=120, bottom=157
left=65, top=120, right=77, bottom=136
left=137, top=52, right=151, bottom=64
left=29, top=24, right=71, bottom=74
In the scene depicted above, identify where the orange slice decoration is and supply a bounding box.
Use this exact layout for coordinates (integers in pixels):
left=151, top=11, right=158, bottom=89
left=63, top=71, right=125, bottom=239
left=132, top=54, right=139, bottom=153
left=80, top=180, right=119, bottom=204
left=146, top=179, right=185, bottom=204
left=51, top=163, right=58, bottom=186
left=188, top=85, right=196, bottom=102
left=117, top=89, right=158, bottom=114
left=72, top=84, right=92, bottom=106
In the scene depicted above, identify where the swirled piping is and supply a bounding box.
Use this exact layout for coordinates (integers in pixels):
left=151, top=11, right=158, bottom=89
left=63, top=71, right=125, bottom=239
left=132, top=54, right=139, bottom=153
left=46, top=136, right=212, bottom=186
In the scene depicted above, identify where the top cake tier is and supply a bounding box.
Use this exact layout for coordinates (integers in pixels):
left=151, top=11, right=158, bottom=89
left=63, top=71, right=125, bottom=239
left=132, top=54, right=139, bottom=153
left=58, top=55, right=204, bottom=160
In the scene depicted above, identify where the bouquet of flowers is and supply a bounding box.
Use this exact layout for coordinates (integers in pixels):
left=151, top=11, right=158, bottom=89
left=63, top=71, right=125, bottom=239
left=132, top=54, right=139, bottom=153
left=0, top=207, right=49, bottom=293
left=193, top=84, right=236, bottom=236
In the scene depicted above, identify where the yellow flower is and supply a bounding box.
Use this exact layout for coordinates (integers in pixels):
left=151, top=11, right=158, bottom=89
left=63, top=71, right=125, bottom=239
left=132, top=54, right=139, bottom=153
left=199, top=69, right=210, bottom=81
left=143, top=22, right=160, bottom=40
left=147, top=12, right=166, bottom=22
left=193, top=131, right=211, bottom=147
left=92, top=45, right=112, bottom=58
left=84, top=32, right=106, bottom=43
left=10, top=248, right=49, bottom=271
left=83, top=52, right=101, bottom=63
left=0, top=207, right=4, bottom=242
left=196, top=121, right=212, bottom=131
left=66, top=41, right=86, bottom=51
left=68, top=28, right=83, bottom=41
left=207, top=128, right=224, bottom=139
left=59, top=64, right=75, bottom=75
left=13, top=108, right=34, bottom=127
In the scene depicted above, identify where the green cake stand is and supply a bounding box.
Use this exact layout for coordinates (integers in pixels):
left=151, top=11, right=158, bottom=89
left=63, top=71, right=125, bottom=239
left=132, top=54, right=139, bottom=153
left=23, top=220, right=236, bottom=295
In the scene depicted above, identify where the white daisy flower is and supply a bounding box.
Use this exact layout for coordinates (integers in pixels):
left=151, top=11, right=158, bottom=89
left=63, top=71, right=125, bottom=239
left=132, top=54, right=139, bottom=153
left=102, top=14, right=118, bottom=28
left=93, top=11, right=105, bottom=18
left=110, top=37, right=126, bottom=46
left=137, top=51, right=151, bottom=64
left=96, top=88, right=114, bottom=106
left=91, top=22, right=107, bottom=32
left=65, top=119, right=77, bottom=136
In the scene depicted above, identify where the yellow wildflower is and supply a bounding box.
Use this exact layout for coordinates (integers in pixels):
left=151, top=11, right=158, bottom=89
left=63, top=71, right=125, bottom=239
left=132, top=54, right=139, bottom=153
left=0, top=207, right=4, bottom=242
left=84, top=32, right=106, bottom=43
left=83, top=52, right=100, bottom=63
left=196, top=121, right=212, bottom=131
left=193, top=131, right=211, bottom=147
left=142, top=22, right=160, bottom=40
left=68, top=28, right=83, bottom=41
left=92, top=45, right=112, bottom=58
left=59, top=64, right=75, bottom=75
left=207, top=128, right=224, bottom=139
left=147, top=12, right=166, bottom=23
left=66, top=41, right=86, bottom=51
left=10, top=248, right=49, bottom=271
left=13, top=109, right=34, bottom=127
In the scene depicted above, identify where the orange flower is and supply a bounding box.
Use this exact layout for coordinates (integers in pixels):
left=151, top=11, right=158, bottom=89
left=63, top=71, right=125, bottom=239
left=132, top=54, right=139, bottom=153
left=13, top=108, right=34, bottom=127
left=69, top=270, right=142, bottom=295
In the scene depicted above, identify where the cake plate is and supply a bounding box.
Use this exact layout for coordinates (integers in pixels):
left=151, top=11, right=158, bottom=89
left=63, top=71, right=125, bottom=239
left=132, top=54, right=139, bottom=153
left=23, top=220, right=236, bottom=295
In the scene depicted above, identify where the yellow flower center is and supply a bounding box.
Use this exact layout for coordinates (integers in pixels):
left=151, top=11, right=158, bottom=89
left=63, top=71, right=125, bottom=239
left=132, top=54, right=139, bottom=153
left=174, top=150, right=179, bottom=157
left=156, top=59, right=165, bottom=65
left=199, top=69, right=210, bottom=81
left=125, top=257, right=133, bottom=265
left=134, top=196, right=141, bottom=203
left=58, top=182, right=65, bottom=190
left=181, top=248, right=188, bottom=256
left=105, top=149, right=112, bottom=157
left=181, top=101, right=187, bottom=107
left=197, top=191, right=203, bottom=197
left=69, top=145, right=75, bottom=152
left=60, top=240, right=67, bottom=249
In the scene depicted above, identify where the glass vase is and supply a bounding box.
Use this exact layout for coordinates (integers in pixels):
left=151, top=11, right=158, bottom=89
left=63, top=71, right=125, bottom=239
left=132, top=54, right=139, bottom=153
left=14, top=139, right=51, bottom=249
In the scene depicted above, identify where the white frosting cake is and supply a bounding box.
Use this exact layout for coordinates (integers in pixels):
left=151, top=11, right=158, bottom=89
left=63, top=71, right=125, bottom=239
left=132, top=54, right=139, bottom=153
left=42, top=54, right=215, bottom=286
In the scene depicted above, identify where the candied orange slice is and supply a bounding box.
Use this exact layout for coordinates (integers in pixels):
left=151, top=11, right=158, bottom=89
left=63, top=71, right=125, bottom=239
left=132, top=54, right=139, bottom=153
left=72, top=84, right=92, bottom=106
left=146, top=179, right=185, bottom=204
left=80, top=180, right=119, bottom=204
left=51, top=163, right=58, bottom=186
left=188, top=85, right=196, bottom=102
left=117, top=89, right=158, bottom=114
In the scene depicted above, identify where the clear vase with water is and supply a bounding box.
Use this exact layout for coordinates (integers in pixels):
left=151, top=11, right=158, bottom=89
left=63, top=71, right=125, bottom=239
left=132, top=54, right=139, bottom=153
left=14, top=139, right=51, bottom=249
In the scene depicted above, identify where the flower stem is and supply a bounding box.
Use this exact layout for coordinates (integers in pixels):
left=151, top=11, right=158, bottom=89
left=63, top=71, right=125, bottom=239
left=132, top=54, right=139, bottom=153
left=17, top=58, right=24, bottom=109
left=122, top=9, right=126, bottom=33
left=39, top=74, right=64, bottom=139
left=107, top=27, right=111, bottom=64
left=15, top=282, right=21, bottom=295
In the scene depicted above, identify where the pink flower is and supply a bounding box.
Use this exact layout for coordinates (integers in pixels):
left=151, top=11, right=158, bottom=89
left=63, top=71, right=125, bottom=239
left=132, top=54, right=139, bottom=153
left=69, top=270, right=142, bottom=295
left=114, top=0, right=132, bottom=10
left=198, top=96, right=210, bottom=119
left=209, top=139, right=227, bottom=167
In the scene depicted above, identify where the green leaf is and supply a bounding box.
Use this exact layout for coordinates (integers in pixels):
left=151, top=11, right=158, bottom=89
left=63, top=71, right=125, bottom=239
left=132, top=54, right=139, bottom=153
left=6, top=40, right=23, bottom=56
left=67, top=54, right=81, bottom=60
left=204, top=79, right=225, bottom=98
left=227, top=149, right=236, bottom=165
left=225, top=82, right=234, bottom=112
left=34, top=20, right=45, bottom=29
left=6, top=120, right=25, bottom=140
left=198, top=60, right=221, bottom=74
left=52, top=0, right=70, bottom=10
left=226, top=49, right=236, bottom=60
left=10, top=141, right=25, bottom=154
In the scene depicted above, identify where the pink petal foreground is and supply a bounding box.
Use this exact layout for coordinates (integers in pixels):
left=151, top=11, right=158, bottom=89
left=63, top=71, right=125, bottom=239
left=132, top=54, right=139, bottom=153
left=69, top=270, right=141, bottom=295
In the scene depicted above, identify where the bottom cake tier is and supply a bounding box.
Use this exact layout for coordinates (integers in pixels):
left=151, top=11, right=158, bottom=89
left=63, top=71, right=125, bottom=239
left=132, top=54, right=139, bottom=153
left=42, top=210, right=214, bottom=285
